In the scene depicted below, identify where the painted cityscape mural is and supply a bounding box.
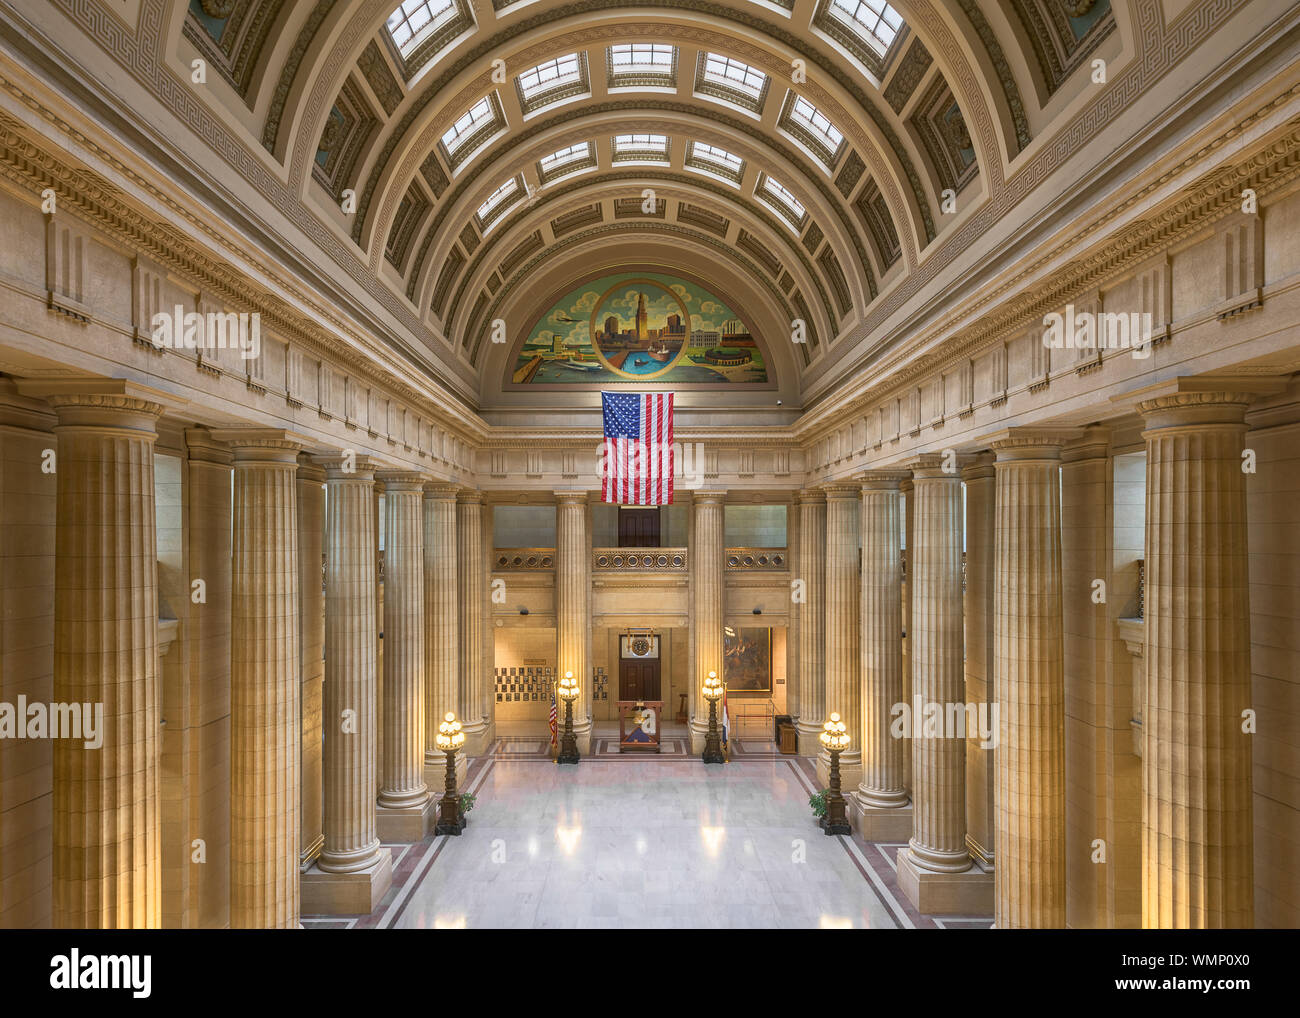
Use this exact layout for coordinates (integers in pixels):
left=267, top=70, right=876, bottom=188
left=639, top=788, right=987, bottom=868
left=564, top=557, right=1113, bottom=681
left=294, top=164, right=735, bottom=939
left=512, top=273, right=770, bottom=385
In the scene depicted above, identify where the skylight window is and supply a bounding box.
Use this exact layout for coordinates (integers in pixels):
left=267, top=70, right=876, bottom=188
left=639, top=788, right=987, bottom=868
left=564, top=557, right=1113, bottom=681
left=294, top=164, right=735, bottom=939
left=476, top=176, right=520, bottom=227
left=612, top=133, right=669, bottom=162
left=701, top=53, right=768, bottom=100
left=385, top=0, right=458, bottom=56
left=539, top=142, right=591, bottom=174
left=609, top=43, right=676, bottom=77
left=790, top=96, right=844, bottom=152
left=688, top=141, right=744, bottom=176
left=517, top=54, right=583, bottom=100
left=758, top=174, right=806, bottom=227
left=442, top=96, right=496, bottom=154
left=826, top=0, right=904, bottom=56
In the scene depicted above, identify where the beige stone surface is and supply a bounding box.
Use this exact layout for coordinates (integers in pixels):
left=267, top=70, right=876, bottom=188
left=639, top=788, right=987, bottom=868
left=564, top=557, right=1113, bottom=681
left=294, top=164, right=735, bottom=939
left=819, top=483, right=861, bottom=791
left=794, top=490, right=825, bottom=756
left=690, top=491, right=725, bottom=754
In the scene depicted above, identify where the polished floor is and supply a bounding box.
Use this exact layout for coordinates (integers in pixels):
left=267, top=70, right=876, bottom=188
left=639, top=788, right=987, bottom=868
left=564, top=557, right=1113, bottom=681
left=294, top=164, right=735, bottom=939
left=304, top=725, right=992, bottom=929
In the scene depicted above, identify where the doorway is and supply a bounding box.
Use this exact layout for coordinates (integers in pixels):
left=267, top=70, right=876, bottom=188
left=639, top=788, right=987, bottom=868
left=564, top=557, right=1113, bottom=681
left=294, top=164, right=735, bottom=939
left=618, top=507, right=660, bottom=547
left=619, top=656, right=661, bottom=701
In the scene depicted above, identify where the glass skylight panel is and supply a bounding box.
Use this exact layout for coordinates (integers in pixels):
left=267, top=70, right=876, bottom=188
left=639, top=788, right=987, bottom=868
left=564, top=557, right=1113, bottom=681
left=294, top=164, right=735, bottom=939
left=614, top=133, right=669, bottom=158
left=442, top=96, right=495, bottom=153
left=539, top=142, right=591, bottom=174
left=701, top=53, right=768, bottom=99
left=790, top=96, right=844, bottom=151
left=762, top=175, right=805, bottom=219
left=385, top=0, right=457, bottom=55
left=609, top=43, right=676, bottom=76
left=827, top=0, right=904, bottom=55
left=476, top=177, right=519, bottom=223
left=690, top=142, right=743, bottom=174
left=517, top=54, right=583, bottom=100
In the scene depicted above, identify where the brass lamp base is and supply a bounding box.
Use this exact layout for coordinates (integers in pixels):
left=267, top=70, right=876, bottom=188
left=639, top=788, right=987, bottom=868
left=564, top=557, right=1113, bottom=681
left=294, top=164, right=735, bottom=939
left=702, top=699, right=725, bottom=764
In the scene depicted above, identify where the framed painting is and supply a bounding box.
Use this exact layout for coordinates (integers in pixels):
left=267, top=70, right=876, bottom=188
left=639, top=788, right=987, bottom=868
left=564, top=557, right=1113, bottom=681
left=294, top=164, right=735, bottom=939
left=723, top=626, right=772, bottom=693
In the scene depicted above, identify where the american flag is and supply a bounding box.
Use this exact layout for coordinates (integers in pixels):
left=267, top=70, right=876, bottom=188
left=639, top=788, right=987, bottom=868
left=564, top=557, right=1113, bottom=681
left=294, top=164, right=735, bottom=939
left=549, top=682, right=558, bottom=748
left=601, top=391, right=674, bottom=505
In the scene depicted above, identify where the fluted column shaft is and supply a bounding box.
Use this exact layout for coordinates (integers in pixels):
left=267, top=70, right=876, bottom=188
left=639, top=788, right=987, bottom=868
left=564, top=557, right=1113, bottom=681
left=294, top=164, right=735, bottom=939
left=822, top=484, right=861, bottom=787
left=906, top=456, right=970, bottom=873
left=962, top=454, right=996, bottom=866
left=858, top=472, right=908, bottom=807
left=456, top=490, right=488, bottom=749
left=318, top=458, right=383, bottom=873
left=424, top=485, right=459, bottom=772
left=690, top=491, right=726, bottom=746
left=49, top=391, right=163, bottom=928
left=901, top=477, right=914, bottom=794
left=795, top=490, right=826, bottom=752
left=228, top=435, right=301, bottom=928
left=993, top=435, right=1066, bottom=928
left=1138, top=391, right=1254, bottom=928
left=378, top=474, right=428, bottom=810
left=297, top=458, right=325, bottom=872
left=556, top=492, right=592, bottom=735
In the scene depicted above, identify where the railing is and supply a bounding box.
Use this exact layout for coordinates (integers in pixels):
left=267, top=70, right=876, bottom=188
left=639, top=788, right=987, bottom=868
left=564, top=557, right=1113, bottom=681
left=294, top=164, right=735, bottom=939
left=593, top=547, right=688, bottom=571
left=494, top=547, right=556, bottom=570
left=725, top=547, right=788, bottom=571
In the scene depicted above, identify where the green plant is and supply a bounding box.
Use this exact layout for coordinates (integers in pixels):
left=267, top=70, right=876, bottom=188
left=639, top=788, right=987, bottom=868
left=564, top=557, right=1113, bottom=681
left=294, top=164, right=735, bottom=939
left=459, top=792, right=477, bottom=815
left=809, top=790, right=828, bottom=819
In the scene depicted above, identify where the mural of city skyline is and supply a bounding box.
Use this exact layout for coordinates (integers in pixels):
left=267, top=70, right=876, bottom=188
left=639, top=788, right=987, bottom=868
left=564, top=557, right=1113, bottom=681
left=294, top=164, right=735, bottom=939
left=512, top=272, right=770, bottom=385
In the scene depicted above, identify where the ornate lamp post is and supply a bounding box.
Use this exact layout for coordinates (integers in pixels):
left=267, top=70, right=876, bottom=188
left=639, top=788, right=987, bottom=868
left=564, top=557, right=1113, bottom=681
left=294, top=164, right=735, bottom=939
left=557, top=670, right=580, bottom=764
left=819, top=713, right=851, bottom=835
left=434, top=711, right=467, bottom=835
left=702, top=670, right=725, bottom=764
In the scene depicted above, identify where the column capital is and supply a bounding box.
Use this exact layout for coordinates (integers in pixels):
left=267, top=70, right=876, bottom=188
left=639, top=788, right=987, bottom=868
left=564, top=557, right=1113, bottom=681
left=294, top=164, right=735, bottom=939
left=17, top=377, right=184, bottom=425
left=211, top=428, right=307, bottom=464
left=375, top=470, right=431, bottom=491
left=855, top=469, right=910, bottom=491
left=456, top=487, right=485, bottom=505
left=1110, top=374, right=1284, bottom=423
left=296, top=453, right=326, bottom=482
left=1135, top=391, right=1256, bottom=431
left=554, top=490, right=589, bottom=506
left=314, top=453, right=379, bottom=480
left=693, top=489, right=727, bottom=505
left=907, top=453, right=962, bottom=479
left=184, top=427, right=233, bottom=467
left=959, top=451, right=996, bottom=481
left=821, top=481, right=860, bottom=499
left=985, top=427, right=1078, bottom=462
left=423, top=481, right=461, bottom=500
left=1062, top=425, right=1112, bottom=465
left=796, top=487, right=827, bottom=504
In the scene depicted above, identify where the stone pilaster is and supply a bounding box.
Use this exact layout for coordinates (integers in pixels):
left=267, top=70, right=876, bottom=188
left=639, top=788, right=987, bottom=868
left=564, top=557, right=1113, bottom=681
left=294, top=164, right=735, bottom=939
left=819, top=484, right=861, bottom=791
left=301, top=456, right=392, bottom=916
left=423, top=484, right=464, bottom=785
left=961, top=453, right=996, bottom=868
left=992, top=432, right=1068, bottom=928
left=794, top=489, right=826, bottom=755
left=690, top=490, right=726, bottom=753
left=456, top=489, right=490, bottom=755
left=296, top=457, right=325, bottom=874
left=223, top=431, right=302, bottom=929
left=1138, top=391, right=1255, bottom=928
left=854, top=471, right=912, bottom=840
left=45, top=386, right=164, bottom=928
left=375, top=473, right=431, bottom=840
left=898, top=454, right=991, bottom=914
left=555, top=492, right=592, bottom=752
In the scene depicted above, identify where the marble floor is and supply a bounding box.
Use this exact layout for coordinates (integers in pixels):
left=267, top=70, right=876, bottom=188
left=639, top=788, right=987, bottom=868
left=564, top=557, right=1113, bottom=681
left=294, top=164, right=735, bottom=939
left=304, top=729, right=993, bottom=929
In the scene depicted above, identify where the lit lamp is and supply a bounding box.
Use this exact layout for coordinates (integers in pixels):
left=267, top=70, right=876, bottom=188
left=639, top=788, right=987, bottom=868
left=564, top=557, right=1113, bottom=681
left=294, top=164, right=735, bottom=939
left=434, top=711, right=467, bottom=835
left=819, top=713, right=851, bottom=835
left=702, top=670, right=725, bottom=764
left=556, top=670, right=580, bottom=765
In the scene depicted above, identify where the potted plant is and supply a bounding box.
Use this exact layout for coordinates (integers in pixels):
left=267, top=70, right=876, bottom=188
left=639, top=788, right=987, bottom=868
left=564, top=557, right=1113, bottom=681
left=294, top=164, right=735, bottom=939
left=459, top=792, right=477, bottom=818
left=809, top=789, right=829, bottom=825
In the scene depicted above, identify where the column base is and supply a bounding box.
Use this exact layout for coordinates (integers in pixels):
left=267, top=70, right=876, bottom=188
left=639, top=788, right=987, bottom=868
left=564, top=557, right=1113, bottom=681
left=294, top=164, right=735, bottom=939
left=424, top=752, right=467, bottom=791
left=851, top=797, right=913, bottom=842
left=300, top=852, right=393, bottom=916
left=795, top=721, right=822, bottom=757
left=573, top=718, right=592, bottom=755
left=461, top=721, right=492, bottom=757
left=815, top=753, right=862, bottom=795
left=299, top=834, right=324, bottom=874
left=688, top=718, right=709, bottom=755
left=896, top=847, right=993, bottom=916
left=375, top=796, right=433, bottom=842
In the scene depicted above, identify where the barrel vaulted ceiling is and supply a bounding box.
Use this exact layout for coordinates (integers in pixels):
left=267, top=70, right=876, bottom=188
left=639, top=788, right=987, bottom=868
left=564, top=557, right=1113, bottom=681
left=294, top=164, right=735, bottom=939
left=9, top=0, right=1244, bottom=419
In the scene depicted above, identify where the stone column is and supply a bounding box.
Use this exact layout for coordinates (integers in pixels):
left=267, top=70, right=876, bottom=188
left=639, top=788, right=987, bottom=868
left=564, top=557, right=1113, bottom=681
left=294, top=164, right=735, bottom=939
left=301, top=456, right=393, bottom=915
left=555, top=492, right=592, bottom=751
left=901, top=476, right=914, bottom=794
left=457, top=489, right=490, bottom=755
left=297, top=457, right=325, bottom=874
left=794, top=489, right=826, bottom=755
left=1138, top=390, right=1255, bottom=929
left=375, top=473, right=431, bottom=840
left=855, top=471, right=912, bottom=840
left=43, top=384, right=164, bottom=928
left=820, top=484, right=861, bottom=791
left=373, top=481, right=383, bottom=798
left=223, top=431, right=302, bottom=929
left=690, top=490, right=726, bottom=753
left=962, top=453, right=996, bottom=868
left=423, top=483, right=464, bottom=784
left=898, top=454, right=991, bottom=914
left=992, top=432, right=1068, bottom=928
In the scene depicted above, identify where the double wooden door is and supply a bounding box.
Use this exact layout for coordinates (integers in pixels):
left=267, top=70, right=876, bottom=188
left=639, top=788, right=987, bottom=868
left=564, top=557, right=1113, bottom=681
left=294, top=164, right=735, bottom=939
left=619, top=657, right=661, bottom=700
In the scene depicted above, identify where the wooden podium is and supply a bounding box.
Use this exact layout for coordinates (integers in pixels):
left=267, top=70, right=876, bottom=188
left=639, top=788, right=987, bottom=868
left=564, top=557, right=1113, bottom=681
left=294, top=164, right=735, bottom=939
left=617, top=700, right=662, bottom=752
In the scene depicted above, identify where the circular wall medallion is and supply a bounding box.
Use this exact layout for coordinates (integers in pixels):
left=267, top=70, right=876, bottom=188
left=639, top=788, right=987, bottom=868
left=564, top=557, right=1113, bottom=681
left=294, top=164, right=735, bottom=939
left=588, top=278, right=692, bottom=379
left=631, top=637, right=651, bottom=656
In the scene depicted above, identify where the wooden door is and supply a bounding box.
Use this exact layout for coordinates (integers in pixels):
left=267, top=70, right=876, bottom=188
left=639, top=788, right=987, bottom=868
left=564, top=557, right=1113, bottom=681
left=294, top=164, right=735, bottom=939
left=618, top=507, right=660, bottom=547
left=619, top=657, right=661, bottom=700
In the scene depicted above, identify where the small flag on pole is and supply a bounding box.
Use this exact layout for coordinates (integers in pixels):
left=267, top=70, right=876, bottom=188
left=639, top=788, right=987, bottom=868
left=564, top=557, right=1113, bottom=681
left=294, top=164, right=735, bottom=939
left=601, top=391, right=674, bottom=505
left=720, top=686, right=729, bottom=755
left=549, top=683, right=558, bottom=748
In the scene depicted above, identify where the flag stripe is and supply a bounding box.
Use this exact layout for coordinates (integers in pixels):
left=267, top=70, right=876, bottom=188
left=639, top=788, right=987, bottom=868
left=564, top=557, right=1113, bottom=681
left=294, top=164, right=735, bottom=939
left=601, top=392, right=674, bottom=506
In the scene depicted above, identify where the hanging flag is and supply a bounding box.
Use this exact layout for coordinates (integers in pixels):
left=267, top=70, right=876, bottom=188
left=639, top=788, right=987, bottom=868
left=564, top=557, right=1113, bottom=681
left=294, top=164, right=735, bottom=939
left=601, top=391, right=674, bottom=505
left=720, top=685, right=729, bottom=755
left=549, top=682, right=558, bottom=748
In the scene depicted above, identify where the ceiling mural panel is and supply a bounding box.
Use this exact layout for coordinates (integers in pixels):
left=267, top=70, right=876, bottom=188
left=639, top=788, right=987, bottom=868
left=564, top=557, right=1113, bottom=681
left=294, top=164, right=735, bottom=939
left=511, top=272, right=772, bottom=387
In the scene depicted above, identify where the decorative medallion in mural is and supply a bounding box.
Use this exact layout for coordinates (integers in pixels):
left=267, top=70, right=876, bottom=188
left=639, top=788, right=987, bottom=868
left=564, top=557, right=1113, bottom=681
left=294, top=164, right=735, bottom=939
left=512, top=272, right=770, bottom=386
